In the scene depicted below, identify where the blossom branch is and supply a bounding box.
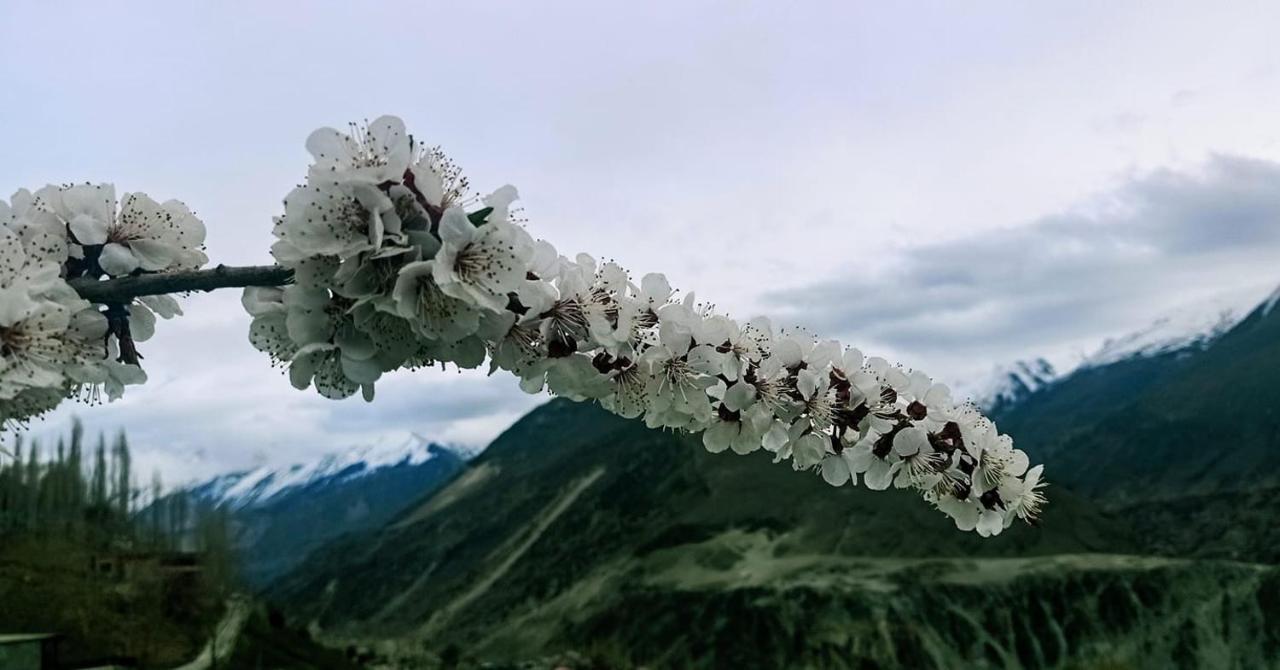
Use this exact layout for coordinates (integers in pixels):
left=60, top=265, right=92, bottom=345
left=68, top=265, right=294, bottom=304
left=1, top=115, right=1047, bottom=535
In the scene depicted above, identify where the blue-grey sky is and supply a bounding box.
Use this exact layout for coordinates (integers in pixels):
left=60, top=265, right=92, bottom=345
left=4, top=1, right=1279, bottom=483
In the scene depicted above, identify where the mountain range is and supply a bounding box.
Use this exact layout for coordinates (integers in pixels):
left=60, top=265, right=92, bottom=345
left=175, top=437, right=465, bottom=587
left=177, top=282, right=1280, bottom=667
left=996, top=285, right=1280, bottom=502
left=968, top=282, right=1280, bottom=412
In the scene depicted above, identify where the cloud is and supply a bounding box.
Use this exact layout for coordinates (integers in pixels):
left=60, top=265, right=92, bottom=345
left=20, top=156, right=1280, bottom=485
left=764, top=155, right=1280, bottom=375
left=319, top=372, right=542, bottom=437
left=6, top=2, right=1280, bottom=484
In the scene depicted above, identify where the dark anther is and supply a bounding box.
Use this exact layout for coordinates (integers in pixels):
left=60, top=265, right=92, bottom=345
left=929, top=421, right=964, bottom=454
left=506, top=293, right=528, bottom=315
left=872, top=421, right=909, bottom=459
left=832, top=402, right=870, bottom=430
left=979, top=488, right=1005, bottom=511
left=591, top=352, right=614, bottom=374
left=547, top=334, right=576, bottom=358
left=829, top=371, right=852, bottom=403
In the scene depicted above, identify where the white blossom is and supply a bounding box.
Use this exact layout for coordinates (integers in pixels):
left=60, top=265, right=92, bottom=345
left=306, top=115, right=412, bottom=187
left=233, top=114, right=1046, bottom=536
left=1001, top=464, right=1047, bottom=526
left=35, top=185, right=207, bottom=277
left=432, top=207, right=533, bottom=312
left=392, top=260, right=482, bottom=342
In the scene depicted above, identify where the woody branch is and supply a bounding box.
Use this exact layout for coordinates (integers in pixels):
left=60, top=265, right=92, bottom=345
left=68, top=265, right=294, bottom=304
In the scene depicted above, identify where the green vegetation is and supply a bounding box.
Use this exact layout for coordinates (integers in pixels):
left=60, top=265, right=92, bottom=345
left=225, top=605, right=363, bottom=670
left=0, top=420, right=231, bottom=668
left=996, top=301, right=1280, bottom=561
left=265, top=303, right=1280, bottom=668
left=269, top=400, right=1142, bottom=667
left=7, top=301, right=1278, bottom=668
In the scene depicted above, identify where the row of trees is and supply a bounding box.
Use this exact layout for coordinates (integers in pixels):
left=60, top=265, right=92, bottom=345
left=0, top=419, right=213, bottom=552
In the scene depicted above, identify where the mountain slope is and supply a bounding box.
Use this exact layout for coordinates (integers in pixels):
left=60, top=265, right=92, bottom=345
left=270, top=399, right=1132, bottom=656
left=984, top=288, right=1280, bottom=566
left=996, top=291, right=1280, bottom=504
left=264, top=284, right=1280, bottom=667
left=561, top=555, right=1280, bottom=670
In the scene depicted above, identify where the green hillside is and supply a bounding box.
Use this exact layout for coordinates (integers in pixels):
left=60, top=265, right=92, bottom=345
left=270, top=399, right=1138, bottom=665
left=997, top=302, right=1280, bottom=503
left=992, top=301, right=1280, bottom=564
left=265, top=296, right=1280, bottom=668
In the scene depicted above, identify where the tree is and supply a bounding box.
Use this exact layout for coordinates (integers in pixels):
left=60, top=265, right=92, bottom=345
left=170, top=490, right=190, bottom=551
left=2, top=437, right=23, bottom=529
left=25, top=441, right=39, bottom=530
left=149, top=471, right=164, bottom=546
left=68, top=421, right=85, bottom=533
left=0, top=421, right=195, bottom=551
left=114, top=431, right=132, bottom=518
left=91, top=435, right=108, bottom=510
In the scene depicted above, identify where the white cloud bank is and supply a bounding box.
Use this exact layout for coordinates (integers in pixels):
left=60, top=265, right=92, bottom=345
left=3, top=2, right=1279, bottom=483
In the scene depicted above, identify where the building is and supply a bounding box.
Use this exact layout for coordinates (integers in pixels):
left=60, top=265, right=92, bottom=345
left=88, top=550, right=202, bottom=582
left=0, top=634, right=60, bottom=670
left=0, top=633, right=142, bottom=669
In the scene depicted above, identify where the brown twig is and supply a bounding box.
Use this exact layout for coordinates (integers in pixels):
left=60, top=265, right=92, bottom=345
left=68, top=265, right=294, bottom=304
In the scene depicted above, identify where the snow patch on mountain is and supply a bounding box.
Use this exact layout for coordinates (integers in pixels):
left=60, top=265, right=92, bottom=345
left=191, top=435, right=461, bottom=510
left=966, top=358, right=1058, bottom=412
left=1262, top=284, right=1280, bottom=317
left=1080, top=288, right=1268, bottom=369
left=963, top=282, right=1279, bottom=412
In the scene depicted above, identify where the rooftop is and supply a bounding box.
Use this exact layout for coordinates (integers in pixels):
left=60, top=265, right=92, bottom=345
left=0, top=633, right=59, bottom=644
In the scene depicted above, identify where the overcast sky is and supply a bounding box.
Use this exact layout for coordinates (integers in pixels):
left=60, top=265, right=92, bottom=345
left=3, top=2, right=1279, bottom=484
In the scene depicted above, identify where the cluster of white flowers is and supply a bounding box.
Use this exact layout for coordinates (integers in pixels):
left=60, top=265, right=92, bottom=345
left=247, top=115, right=1047, bottom=535
left=0, top=184, right=207, bottom=426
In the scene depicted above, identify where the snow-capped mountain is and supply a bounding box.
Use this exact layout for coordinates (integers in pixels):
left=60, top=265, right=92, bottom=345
left=188, top=434, right=457, bottom=511
left=969, top=358, right=1058, bottom=413
left=169, top=435, right=467, bottom=588
left=972, top=282, right=1279, bottom=413
left=1262, top=283, right=1280, bottom=318
left=1080, top=293, right=1262, bottom=369
left=992, top=276, right=1280, bottom=505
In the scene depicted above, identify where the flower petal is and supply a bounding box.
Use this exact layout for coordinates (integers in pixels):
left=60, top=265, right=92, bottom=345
left=821, top=455, right=851, bottom=486
left=437, top=207, right=475, bottom=247
left=99, top=243, right=140, bottom=276
left=702, top=421, right=736, bottom=454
